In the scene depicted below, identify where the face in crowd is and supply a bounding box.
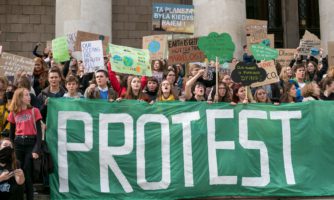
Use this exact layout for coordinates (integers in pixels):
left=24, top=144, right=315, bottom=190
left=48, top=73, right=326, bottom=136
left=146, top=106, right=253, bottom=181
left=153, top=60, right=161, bottom=71
left=166, top=70, right=176, bottom=85
left=217, top=83, right=227, bottom=97
left=95, top=71, right=108, bottom=88
left=194, top=83, right=205, bottom=97
left=288, top=84, right=297, bottom=98
left=237, top=86, right=246, bottom=101
left=222, top=75, right=232, bottom=86
left=295, top=66, right=305, bottom=81
left=130, top=77, right=141, bottom=91
left=255, top=88, right=268, bottom=103
left=161, top=80, right=171, bottom=94
left=147, top=80, right=158, bottom=92
left=48, top=72, right=61, bottom=88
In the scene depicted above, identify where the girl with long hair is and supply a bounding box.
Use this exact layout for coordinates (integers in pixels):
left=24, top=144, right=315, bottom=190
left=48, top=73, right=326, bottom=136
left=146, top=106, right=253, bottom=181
left=280, top=82, right=297, bottom=103
left=7, top=88, right=42, bottom=200
left=121, top=76, right=149, bottom=102
left=207, top=82, right=231, bottom=103
left=157, top=79, right=177, bottom=102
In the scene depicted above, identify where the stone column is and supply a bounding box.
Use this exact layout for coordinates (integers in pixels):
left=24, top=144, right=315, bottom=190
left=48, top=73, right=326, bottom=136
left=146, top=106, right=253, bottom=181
left=193, top=0, right=246, bottom=59
left=319, top=0, right=334, bottom=53
left=56, top=0, right=112, bottom=38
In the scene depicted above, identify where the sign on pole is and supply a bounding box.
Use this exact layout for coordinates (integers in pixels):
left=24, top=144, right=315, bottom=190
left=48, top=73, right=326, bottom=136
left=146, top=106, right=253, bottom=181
left=198, top=32, right=235, bottom=63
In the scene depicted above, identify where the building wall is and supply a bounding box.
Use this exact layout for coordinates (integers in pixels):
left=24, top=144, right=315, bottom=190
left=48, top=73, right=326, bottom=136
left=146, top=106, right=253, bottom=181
left=0, top=0, right=55, bottom=58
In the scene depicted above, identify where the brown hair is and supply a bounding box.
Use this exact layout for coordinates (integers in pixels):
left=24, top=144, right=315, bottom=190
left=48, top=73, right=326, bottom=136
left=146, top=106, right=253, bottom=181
left=9, top=88, right=32, bottom=114
left=17, top=76, right=31, bottom=90
left=124, top=76, right=144, bottom=100
left=65, top=75, right=79, bottom=85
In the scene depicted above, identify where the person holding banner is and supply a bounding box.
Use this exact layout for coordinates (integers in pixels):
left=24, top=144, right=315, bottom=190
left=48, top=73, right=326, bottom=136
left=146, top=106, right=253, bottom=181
left=207, top=82, right=231, bottom=103
left=156, top=80, right=177, bottom=102
left=120, top=76, right=149, bottom=102
left=253, top=87, right=271, bottom=103
left=142, top=77, right=159, bottom=102
left=231, top=84, right=251, bottom=104
left=84, top=69, right=117, bottom=101
left=8, top=88, right=43, bottom=200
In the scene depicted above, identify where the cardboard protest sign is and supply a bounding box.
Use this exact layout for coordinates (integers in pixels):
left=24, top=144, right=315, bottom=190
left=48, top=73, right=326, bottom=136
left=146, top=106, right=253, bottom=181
left=198, top=32, right=235, bottom=63
left=251, top=60, right=279, bottom=88
left=75, top=31, right=109, bottom=55
left=168, top=37, right=205, bottom=64
left=299, top=30, right=321, bottom=56
left=152, top=3, right=194, bottom=33
left=276, top=49, right=295, bottom=68
left=81, top=40, right=104, bottom=72
left=108, top=44, right=152, bottom=76
left=143, top=35, right=168, bottom=60
left=246, top=19, right=268, bottom=45
left=67, top=32, right=77, bottom=52
left=0, top=52, right=35, bottom=76
left=250, top=44, right=278, bottom=61
left=328, top=42, right=334, bottom=67
left=52, top=36, right=70, bottom=62
left=231, top=62, right=266, bottom=86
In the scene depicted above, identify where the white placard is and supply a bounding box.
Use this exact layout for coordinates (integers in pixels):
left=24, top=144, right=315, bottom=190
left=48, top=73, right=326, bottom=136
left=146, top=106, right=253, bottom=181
left=81, top=40, right=104, bottom=72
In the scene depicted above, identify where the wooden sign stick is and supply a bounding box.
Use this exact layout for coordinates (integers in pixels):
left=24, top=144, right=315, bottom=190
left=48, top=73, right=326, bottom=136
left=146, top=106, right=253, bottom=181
left=215, top=57, right=219, bottom=102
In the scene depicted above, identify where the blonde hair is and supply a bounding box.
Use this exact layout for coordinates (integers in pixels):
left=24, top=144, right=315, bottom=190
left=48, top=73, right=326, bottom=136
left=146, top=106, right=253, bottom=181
left=9, top=88, right=31, bottom=114
left=279, top=66, right=291, bottom=82
left=301, top=82, right=317, bottom=97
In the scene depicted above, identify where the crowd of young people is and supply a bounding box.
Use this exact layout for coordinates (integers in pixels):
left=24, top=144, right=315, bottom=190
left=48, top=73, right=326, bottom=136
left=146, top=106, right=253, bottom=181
left=0, top=42, right=333, bottom=199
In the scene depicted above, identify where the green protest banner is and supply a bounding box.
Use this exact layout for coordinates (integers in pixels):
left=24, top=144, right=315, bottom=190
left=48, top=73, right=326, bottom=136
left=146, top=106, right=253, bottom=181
left=108, top=44, right=152, bottom=76
left=47, top=98, right=334, bottom=200
left=198, top=32, right=235, bottom=63
left=250, top=44, right=278, bottom=61
left=52, top=36, right=70, bottom=62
